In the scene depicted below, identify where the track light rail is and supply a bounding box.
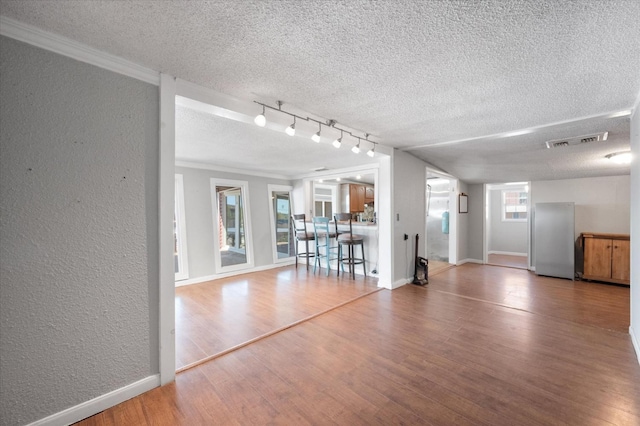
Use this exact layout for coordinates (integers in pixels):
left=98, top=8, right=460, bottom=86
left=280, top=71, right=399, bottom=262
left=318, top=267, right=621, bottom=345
left=253, top=100, right=377, bottom=156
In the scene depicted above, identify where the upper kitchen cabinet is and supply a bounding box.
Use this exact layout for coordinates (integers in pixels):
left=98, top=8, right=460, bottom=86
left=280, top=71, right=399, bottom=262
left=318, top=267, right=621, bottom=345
left=342, top=183, right=374, bottom=213
left=365, top=186, right=375, bottom=204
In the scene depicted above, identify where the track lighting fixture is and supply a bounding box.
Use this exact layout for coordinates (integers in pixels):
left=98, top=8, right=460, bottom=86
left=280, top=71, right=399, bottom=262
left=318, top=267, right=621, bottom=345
left=352, top=138, right=361, bottom=154
left=254, top=105, right=266, bottom=127
left=333, top=130, right=343, bottom=148
left=311, top=122, right=321, bottom=143
left=285, top=116, right=296, bottom=136
left=252, top=100, right=378, bottom=154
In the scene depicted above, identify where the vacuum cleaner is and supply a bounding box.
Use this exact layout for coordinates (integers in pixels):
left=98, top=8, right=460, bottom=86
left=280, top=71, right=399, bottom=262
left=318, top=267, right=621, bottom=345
left=412, top=234, right=429, bottom=286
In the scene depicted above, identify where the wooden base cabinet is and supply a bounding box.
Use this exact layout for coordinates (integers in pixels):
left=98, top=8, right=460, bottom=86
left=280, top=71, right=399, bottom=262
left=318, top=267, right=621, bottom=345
left=582, top=233, right=630, bottom=285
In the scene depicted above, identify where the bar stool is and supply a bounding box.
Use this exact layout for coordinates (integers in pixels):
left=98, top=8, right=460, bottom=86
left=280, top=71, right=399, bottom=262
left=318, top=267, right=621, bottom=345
left=334, top=213, right=366, bottom=277
left=312, top=216, right=338, bottom=276
left=291, top=214, right=315, bottom=270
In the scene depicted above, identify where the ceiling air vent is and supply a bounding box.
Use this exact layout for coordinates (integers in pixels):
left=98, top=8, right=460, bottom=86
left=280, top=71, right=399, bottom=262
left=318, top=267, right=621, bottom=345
left=545, top=131, right=608, bottom=149
left=546, top=140, right=569, bottom=149
left=313, top=166, right=329, bottom=172
left=580, top=136, right=598, bottom=144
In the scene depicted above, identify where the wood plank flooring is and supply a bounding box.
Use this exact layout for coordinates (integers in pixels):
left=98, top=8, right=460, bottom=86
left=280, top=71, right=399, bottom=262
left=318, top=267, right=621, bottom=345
left=175, top=265, right=380, bottom=369
left=428, top=259, right=455, bottom=276
left=77, top=264, right=638, bottom=425
left=487, top=253, right=528, bottom=269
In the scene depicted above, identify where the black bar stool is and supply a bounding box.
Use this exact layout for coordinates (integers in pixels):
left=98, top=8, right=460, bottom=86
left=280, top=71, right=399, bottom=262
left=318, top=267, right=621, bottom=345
left=291, top=214, right=315, bottom=270
left=334, top=213, right=366, bottom=277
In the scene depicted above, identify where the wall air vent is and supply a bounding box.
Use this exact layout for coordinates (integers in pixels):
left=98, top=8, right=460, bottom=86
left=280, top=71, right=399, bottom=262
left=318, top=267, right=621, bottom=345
left=545, top=131, right=608, bottom=149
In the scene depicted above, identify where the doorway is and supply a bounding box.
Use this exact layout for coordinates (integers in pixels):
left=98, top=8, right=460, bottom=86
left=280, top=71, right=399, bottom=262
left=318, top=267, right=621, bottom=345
left=425, top=170, right=458, bottom=274
left=484, top=182, right=530, bottom=270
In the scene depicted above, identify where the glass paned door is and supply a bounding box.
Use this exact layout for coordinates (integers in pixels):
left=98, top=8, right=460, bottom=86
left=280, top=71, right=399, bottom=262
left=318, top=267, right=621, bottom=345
left=216, top=186, right=247, bottom=267
left=268, top=185, right=294, bottom=263
left=273, top=191, right=294, bottom=259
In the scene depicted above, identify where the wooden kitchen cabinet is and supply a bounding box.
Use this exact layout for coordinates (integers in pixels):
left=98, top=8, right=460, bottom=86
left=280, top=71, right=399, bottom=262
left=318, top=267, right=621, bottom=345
left=582, top=233, right=630, bottom=285
left=364, top=186, right=375, bottom=204
left=349, top=184, right=365, bottom=213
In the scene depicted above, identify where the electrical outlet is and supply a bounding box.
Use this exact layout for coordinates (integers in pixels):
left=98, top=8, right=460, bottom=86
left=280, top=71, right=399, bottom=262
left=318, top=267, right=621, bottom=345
left=404, top=233, right=408, bottom=240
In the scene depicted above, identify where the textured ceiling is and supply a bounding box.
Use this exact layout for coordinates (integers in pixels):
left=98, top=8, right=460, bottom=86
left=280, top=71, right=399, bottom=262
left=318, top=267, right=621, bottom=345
left=2, top=0, right=639, bottom=182
left=175, top=101, right=380, bottom=177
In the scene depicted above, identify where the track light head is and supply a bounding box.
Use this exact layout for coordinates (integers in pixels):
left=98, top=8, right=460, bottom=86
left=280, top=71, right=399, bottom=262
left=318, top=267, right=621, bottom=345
left=352, top=139, right=361, bottom=154
left=311, top=122, right=321, bottom=143
left=285, top=117, right=296, bottom=136
left=333, top=130, right=343, bottom=148
left=254, top=105, right=266, bottom=127
left=367, top=144, right=375, bottom=157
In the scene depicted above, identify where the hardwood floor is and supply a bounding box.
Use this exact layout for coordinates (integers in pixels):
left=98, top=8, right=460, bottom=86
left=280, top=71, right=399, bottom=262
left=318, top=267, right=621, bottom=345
left=78, top=264, right=638, bottom=425
left=175, top=265, right=380, bottom=369
left=487, top=253, right=528, bottom=269
left=428, top=259, right=455, bottom=276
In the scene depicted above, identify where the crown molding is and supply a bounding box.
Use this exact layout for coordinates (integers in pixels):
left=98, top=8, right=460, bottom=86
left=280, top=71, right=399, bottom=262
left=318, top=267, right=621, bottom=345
left=0, top=16, right=159, bottom=85
left=175, top=161, right=291, bottom=181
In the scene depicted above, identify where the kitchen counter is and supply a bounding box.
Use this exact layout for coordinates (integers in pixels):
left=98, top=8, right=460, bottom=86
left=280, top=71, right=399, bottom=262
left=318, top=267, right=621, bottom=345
left=304, top=221, right=378, bottom=275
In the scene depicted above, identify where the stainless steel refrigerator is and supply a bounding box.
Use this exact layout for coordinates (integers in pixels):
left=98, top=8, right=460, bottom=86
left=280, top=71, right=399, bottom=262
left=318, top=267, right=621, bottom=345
left=534, top=202, right=575, bottom=280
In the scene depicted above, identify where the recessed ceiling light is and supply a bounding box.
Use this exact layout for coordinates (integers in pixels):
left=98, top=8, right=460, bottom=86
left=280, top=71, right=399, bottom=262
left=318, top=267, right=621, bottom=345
left=356, top=175, right=362, bottom=180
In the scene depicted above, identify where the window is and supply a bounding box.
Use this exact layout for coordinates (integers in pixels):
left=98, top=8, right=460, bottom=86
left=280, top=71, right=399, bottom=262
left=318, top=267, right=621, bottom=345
left=502, top=190, right=528, bottom=221
left=313, top=184, right=336, bottom=219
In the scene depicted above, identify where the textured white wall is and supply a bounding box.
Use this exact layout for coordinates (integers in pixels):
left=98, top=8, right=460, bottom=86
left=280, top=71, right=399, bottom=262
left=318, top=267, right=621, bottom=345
left=531, top=175, right=630, bottom=235
left=456, top=181, right=470, bottom=262
left=0, top=37, right=159, bottom=425
left=529, top=175, right=630, bottom=267
left=630, top=104, right=639, bottom=363
left=175, top=166, right=291, bottom=280
left=392, top=150, right=427, bottom=284
left=465, top=184, right=485, bottom=261
left=489, top=189, right=528, bottom=254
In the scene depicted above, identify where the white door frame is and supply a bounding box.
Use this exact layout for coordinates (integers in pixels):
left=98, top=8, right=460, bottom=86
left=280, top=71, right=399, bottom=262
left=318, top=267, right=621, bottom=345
left=425, top=168, right=459, bottom=265
left=268, top=184, right=295, bottom=264
left=483, top=182, right=531, bottom=268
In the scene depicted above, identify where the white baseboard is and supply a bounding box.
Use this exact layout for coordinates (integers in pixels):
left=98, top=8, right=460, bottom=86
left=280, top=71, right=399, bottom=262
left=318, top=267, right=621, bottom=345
left=488, top=251, right=527, bottom=257
left=27, top=375, right=160, bottom=426
left=390, top=278, right=411, bottom=289
left=176, top=261, right=295, bottom=287
left=631, top=326, right=640, bottom=365
left=457, top=258, right=483, bottom=266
